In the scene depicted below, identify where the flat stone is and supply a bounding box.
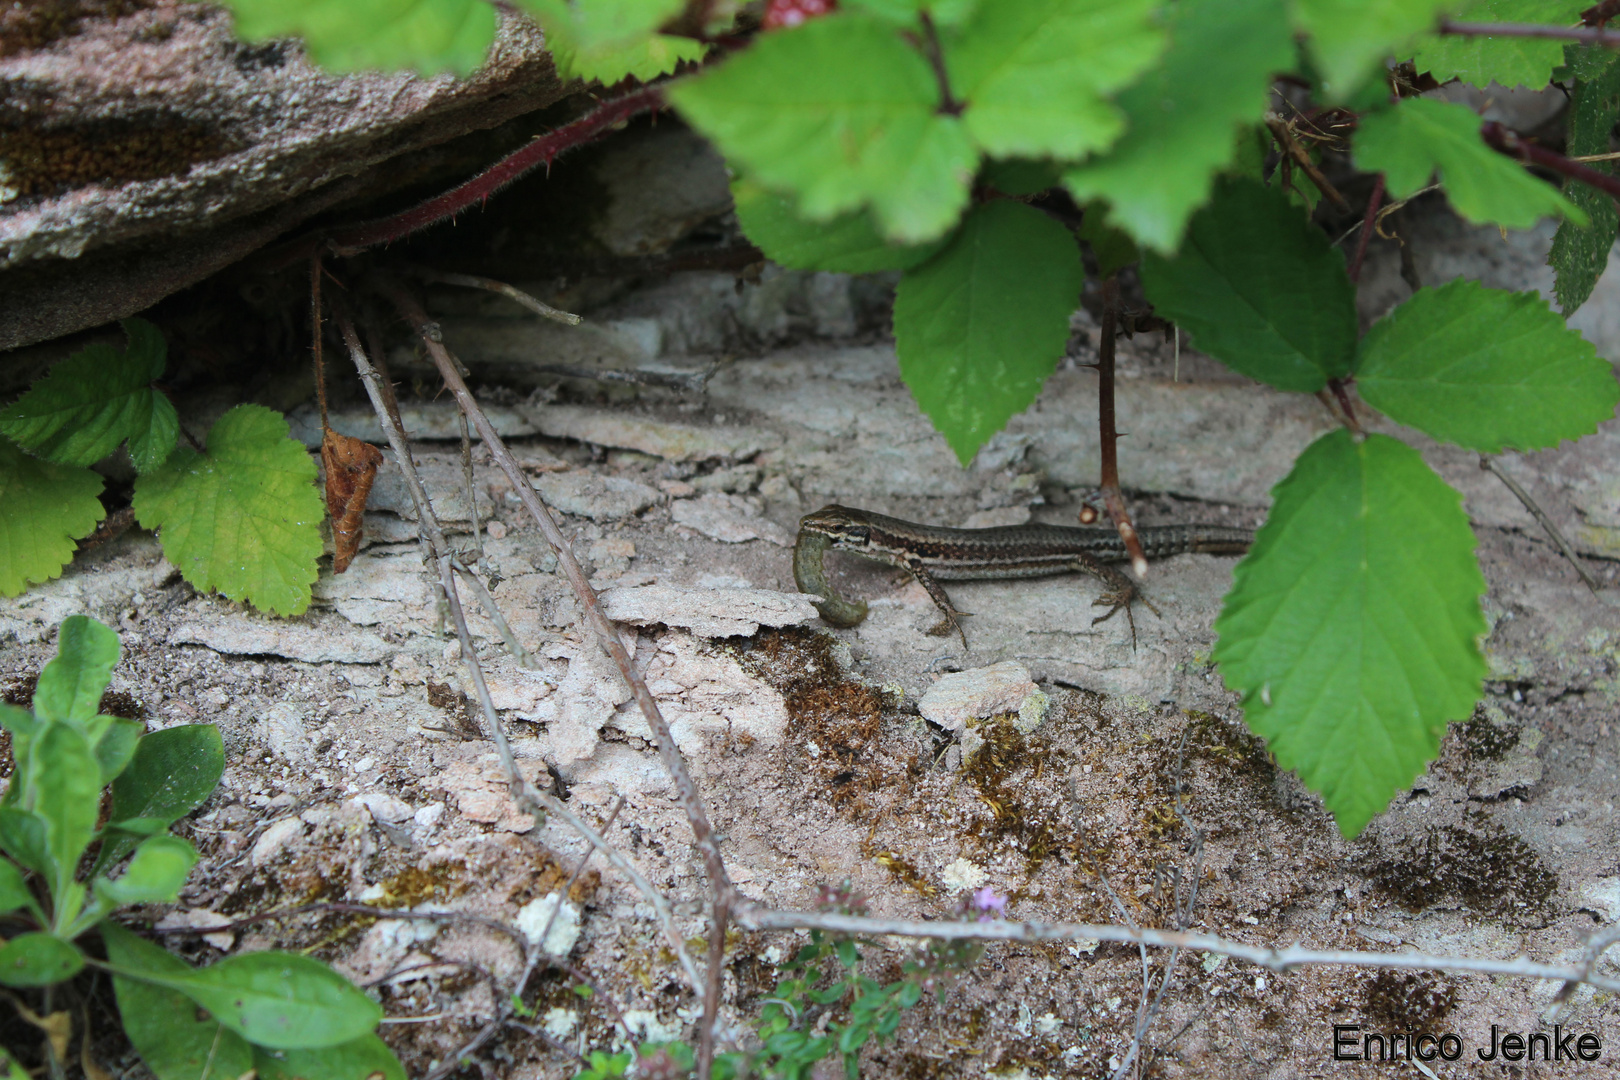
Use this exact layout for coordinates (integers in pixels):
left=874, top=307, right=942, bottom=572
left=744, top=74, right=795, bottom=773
left=919, top=661, right=1049, bottom=734
left=671, top=493, right=793, bottom=546
left=533, top=405, right=781, bottom=463
left=600, top=585, right=818, bottom=638
left=533, top=470, right=661, bottom=521
left=259, top=702, right=312, bottom=763
left=171, top=618, right=391, bottom=664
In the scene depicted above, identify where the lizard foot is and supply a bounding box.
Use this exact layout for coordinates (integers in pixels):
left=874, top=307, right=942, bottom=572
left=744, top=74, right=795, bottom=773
left=1091, top=586, right=1159, bottom=650
left=925, top=609, right=973, bottom=648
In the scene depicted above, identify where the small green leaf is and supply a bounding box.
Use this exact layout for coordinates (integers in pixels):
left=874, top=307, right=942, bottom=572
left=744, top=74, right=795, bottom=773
left=96, top=724, right=223, bottom=875
left=1355, top=279, right=1620, bottom=451
left=0, top=438, right=104, bottom=598
left=11, top=722, right=101, bottom=909
left=1214, top=431, right=1487, bottom=838
left=548, top=32, right=705, bottom=83
left=1354, top=97, right=1586, bottom=229
left=255, top=1035, right=407, bottom=1080
left=133, top=404, right=323, bottom=617
left=95, top=718, right=143, bottom=786
left=94, top=835, right=198, bottom=908
left=0, top=932, right=83, bottom=987
left=669, top=13, right=977, bottom=243
left=0, top=319, right=178, bottom=474
left=109, top=950, right=382, bottom=1050
left=0, top=859, right=32, bottom=915
left=732, top=178, right=946, bottom=273
left=942, top=0, right=1164, bottom=161
left=219, top=0, right=496, bottom=75
left=1413, top=0, right=1587, bottom=89
left=1140, top=178, right=1357, bottom=393
left=1293, top=0, right=1451, bottom=99
left=1064, top=0, right=1295, bottom=252
left=34, top=614, right=120, bottom=726
left=517, top=0, right=683, bottom=52
left=1551, top=49, right=1620, bottom=315
left=0, top=809, right=47, bottom=878
left=103, top=921, right=257, bottom=1080
left=893, top=200, right=1084, bottom=464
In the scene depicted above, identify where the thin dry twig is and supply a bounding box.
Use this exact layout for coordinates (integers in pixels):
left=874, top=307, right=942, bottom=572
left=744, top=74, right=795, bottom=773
left=1347, top=174, right=1385, bottom=285
left=1265, top=113, right=1351, bottom=212
left=410, top=267, right=584, bottom=326
left=1480, top=455, right=1602, bottom=592
left=730, top=906, right=1620, bottom=993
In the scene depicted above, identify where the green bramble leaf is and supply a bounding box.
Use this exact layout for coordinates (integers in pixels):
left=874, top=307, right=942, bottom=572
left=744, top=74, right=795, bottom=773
left=1214, top=431, right=1487, bottom=838
left=893, top=200, right=1084, bottom=465
left=942, top=0, right=1165, bottom=161
left=845, top=0, right=980, bottom=25
left=1354, top=97, right=1586, bottom=229
left=549, top=32, right=705, bottom=83
left=1355, top=280, right=1620, bottom=451
left=255, top=1035, right=407, bottom=1080
left=0, top=319, right=177, bottom=474
left=0, top=439, right=102, bottom=597
left=1293, top=0, right=1453, bottom=100
left=220, top=0, right=496, bottom=74
left=1140, top=178, right=1357, bottom=393
left=0, top=932, right=83, bottom=987
left=669, top=13, right=977, bottom=243
left=133, top=404, right=322, bottom=617
left=103, top=921, right=257, bottom=1080
left=1064, top=0, right=1295, bottom=252
left=1078, top=206, right=1139, bottom=278
left=517, top=0, right=684, bottom=53
left=732, top=178, right=946, bottom=273
left=1551, top=48, right=1620, bottom=314
left=1413, top=0, right=1586, bottom=89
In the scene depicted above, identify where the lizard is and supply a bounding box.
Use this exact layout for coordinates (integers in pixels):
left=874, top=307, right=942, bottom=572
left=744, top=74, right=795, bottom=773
left=792, top=504, right=1253, bottom=646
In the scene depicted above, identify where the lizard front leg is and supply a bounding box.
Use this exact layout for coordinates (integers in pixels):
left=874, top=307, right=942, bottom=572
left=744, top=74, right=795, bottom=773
left=1073, top=553, right=1159, bottom=647
left=906, top=558, right=972, bottom=647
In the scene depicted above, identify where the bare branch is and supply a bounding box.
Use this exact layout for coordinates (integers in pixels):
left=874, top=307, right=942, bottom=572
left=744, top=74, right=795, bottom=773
left=410, top=267, right=584, bottom=326
left=1480, top=455, right=1602, bottom=592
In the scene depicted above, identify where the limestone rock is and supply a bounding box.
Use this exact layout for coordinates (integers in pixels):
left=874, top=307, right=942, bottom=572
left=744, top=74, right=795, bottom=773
left=599, top=585, right=817, bottom=638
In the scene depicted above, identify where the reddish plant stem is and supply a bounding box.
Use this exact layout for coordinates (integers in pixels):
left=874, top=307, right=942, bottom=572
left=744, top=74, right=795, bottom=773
left=1439, top=18, right=1620, bottom=47
left=318, top=84, right=666, bottom=257
left=915, top=11, right=963, bottom=115
left=1481, top=120, right=1620, bottom=203
left=1328, top=378, right=1363, bottom=435
left=1347, top=174, right=1384, bottom=284
left=1096, top=275, right=1148, bottom=579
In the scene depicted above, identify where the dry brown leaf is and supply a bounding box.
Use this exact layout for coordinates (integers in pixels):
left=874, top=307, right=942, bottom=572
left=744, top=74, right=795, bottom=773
left=321, top=426, right=384, bottom=573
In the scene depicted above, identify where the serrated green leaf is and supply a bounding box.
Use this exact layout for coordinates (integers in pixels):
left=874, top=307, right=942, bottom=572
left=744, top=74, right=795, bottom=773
left=1356, top=279, right=1620, bottom=451
left=0, top=932, right=83, bottom=987
left=0, top=439, right=104, bottom=598
left=219, top=0, right=496, bottom=75
left=0, top=319, right=177, bottom=473
left=103, top=921, right=257, bottom=1080
left=549, top=32, right=705, bottom=83
left=669, top=13, right=977, bottom=243
left=256, top=1035, right=407, bottom=1080
left=517, top=0, right=683, bottom=52
left=1413, top=0, right=1586, bottom=88
left=34, top=614, right=119, bottom=726
left=1214, top=431, right=1487, bottom=838
left=893, top=200, right=1084, bottom=465
left=94, top=835, right=198, bottom=908
left=732, top=178, right=946, bottom=273
left=1293, top=0, right=1453, bottom=99
left=96, top=724, right=223, bottom=875
left=1140, top=178, right=1357, bottom=392
left=0, top=859, right=31, bottom=915
left=1064, top=0, right=1294, bottom=252
left=942, top=0, right=1164, bottom=161
left=133, top=404, right=322, bottom=617
left=112, top=951, right=382, bottom=1050
left=1551, top=50, right=1620, bottom=314
left=1355, top=97, right=1586, bottom=228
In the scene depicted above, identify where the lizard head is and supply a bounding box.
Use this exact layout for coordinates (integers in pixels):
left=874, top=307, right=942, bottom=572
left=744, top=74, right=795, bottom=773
left=798, top=505, right=871, bottom=549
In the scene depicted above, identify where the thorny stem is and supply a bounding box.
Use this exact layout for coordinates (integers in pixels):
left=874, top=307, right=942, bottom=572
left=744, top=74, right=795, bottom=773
left=289, top=84, right=666, bottom=260
left=1096, top=275, right=1149, bottom=580
left=333, top=302, right=704, bottom=993
left=1346, top=174, right=1384, bottom=285
left=1481, top=120, right=1620, bottom=203
left=1480, top=456, right=1602, bottom=592
left=729, top=906, right=1620, bottom=993
left=1439, top=18, right=1620, bottom=47
left=378, top=279, right=735, bottom=922
left=1264, top=113, right=1351, bottom=212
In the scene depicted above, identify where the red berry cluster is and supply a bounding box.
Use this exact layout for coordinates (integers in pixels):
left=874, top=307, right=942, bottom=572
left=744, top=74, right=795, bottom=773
left=763, top=0, right=838, bottom=30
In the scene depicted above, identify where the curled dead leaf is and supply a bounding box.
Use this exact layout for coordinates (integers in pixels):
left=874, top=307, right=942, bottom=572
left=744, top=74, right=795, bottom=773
left=321, top=426, right=384, bottom=573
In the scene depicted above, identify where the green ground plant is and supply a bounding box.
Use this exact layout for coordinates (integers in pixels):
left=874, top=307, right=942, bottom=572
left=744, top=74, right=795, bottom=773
left=0, top=616, right=402, bottom=1080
